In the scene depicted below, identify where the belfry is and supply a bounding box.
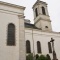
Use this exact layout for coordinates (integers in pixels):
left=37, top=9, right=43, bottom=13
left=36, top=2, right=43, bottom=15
left=32, top=0, right=52, bottom=31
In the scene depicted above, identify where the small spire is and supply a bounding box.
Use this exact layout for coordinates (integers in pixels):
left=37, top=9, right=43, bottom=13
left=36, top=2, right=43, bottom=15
left=37, top=0, right=40, bottom=3
left=37, top=0, right=40, bottom=2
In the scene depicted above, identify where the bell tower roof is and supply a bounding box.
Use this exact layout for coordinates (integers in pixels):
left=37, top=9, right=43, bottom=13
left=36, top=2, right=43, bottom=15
left=32, top=0, right=47, bottom=9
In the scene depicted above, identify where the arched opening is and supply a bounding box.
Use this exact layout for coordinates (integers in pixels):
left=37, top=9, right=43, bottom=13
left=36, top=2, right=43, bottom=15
left=35, top=8, right=38, bottom=17
left=7, top=23, right=15, bottom=46
left=26, top=40, right=31, bottom=53
left=37, top=41, right=42, bottom=53
left=42, top=7, right=46, bottom=15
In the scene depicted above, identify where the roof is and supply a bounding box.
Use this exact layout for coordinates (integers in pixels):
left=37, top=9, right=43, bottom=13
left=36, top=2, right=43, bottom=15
left=25, top=23, right=60, bottom=34
left=0, top=1, right=25, bottom=10
left=25, top=23, right=42, bottom=30
left=32, top=1, right=47, bottom=8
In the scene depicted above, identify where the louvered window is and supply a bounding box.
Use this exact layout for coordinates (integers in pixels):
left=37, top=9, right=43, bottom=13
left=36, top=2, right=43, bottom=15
left=7, top=23, right=15, bottom=46
left=37, top=41, right=42, bottom=53
left=26, top=40, right=31, bottom=53
left=42, top=7, right=46, bottom=15
left=35, top=8, right=38, bottom=17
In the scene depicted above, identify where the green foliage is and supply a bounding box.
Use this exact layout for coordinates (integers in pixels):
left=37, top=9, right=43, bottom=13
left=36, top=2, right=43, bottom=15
left=46, top=54, right=51, bottom=60
left=26, top=53, right=33, bottom=60
left=38, top=55, right=46, bottom=60
left=36, top=54, right=51, bottom=60
left=35, top=54, right=39, bottom=60
left=26, top=54, right=51, bottom=60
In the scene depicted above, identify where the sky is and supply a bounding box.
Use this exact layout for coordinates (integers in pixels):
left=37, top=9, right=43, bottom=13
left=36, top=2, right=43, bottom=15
left=0, top=0, right=60, bottom=32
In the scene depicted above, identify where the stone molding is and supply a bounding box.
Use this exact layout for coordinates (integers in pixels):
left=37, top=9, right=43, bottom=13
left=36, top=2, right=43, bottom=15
left=0, top=1, right=25, bottom=10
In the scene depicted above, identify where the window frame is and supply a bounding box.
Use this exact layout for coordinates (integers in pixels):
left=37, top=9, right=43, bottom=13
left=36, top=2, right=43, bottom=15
left=35, top=8, right=38, bottom=17
left=7, top=23, right=15, bottom=46
left=42, top=7, right=46, bottom=15
left=26, top=40, right=31, bottom=53
left=37, top=41, right=42, bottom=53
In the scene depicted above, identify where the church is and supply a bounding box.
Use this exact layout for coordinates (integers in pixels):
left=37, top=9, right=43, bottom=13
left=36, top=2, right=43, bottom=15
left=0, top=0, right=60, bottom=60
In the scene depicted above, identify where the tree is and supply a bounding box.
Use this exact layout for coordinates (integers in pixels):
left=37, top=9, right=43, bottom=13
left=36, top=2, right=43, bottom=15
left=35, top=54, right=39, bottom=60
left=26, top=54, right=51, bottom=60
left=38, top=55, right=46, bottom=60
left=46, top=54, right=51, bottom=60
left=26, top=53, right=33, bottom=60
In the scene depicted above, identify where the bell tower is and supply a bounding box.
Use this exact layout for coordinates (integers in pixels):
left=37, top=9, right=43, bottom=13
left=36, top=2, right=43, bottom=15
left=32, top=0, right=52, bottom=31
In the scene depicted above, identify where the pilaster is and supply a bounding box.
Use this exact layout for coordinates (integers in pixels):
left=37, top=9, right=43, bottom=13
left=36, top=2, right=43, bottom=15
left=18, top=15, right=26, bottom=60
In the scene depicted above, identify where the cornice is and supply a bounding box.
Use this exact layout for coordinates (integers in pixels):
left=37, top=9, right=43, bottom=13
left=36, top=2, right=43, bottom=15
left=0, top=1, right=25, bottom=10
left=25, top=28, right=60, bottom=35
left=34, top=14, right=50, bottom=20
left=34, top=17, right=51, bottom=25
left=18, top=15, right=25, bottom=19
left=0, top=8, right=24, bottom=15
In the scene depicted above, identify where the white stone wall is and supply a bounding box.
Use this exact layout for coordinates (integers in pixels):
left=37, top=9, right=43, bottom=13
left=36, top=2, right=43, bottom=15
left=0, top=2, right=25, bottom=60
left=35, top=18, right=52, bottom=31
left=0, top=11, right=20, bottom=60
left=25, top=29, right=60, bottom=60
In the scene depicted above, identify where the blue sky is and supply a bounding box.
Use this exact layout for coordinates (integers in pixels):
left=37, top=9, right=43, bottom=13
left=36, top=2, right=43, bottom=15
left=0, top=0, right=60, bottom=32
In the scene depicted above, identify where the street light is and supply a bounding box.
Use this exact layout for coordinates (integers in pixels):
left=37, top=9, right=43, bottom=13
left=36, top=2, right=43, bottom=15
left=50, top=38, right=58, bottom=60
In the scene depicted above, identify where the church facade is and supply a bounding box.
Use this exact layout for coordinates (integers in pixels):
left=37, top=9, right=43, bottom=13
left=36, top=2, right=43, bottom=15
left=0, top=0, right=60, bottom=60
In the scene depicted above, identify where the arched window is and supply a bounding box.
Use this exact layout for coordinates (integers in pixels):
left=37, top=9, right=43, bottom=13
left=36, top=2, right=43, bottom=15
left=37, top=41, right=42, bottom=53
left=26, top=40, right=31, bottom=53
left=42, top=7, right=46, bottom=15
left=48, top=42, right=52, bottom=53
left=35, top=8, right=38, bottom=17
left=7, top=23, right=15, bottom=46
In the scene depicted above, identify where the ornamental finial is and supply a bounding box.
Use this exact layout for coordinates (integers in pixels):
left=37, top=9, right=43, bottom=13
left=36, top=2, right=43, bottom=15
left=37, top=0, right=40, bottom=2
